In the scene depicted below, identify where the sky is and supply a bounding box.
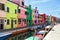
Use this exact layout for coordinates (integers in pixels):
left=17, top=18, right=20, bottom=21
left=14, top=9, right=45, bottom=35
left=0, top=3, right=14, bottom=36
left=24, top=0, right=60, bottom=18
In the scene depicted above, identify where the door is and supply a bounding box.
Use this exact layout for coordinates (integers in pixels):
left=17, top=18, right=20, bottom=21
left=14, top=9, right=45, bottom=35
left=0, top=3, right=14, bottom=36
left=0, top=19, right=4, bottom=30
left=11, top=20, right=13, bottom=28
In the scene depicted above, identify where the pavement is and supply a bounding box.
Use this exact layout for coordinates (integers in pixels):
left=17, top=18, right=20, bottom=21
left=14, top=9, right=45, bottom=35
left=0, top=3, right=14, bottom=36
left=43, top=24, right=60, bottom=40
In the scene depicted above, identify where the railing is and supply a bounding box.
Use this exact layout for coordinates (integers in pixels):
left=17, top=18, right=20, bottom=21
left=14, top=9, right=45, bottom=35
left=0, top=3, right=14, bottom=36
left=5, top=31, right=34, bottom=40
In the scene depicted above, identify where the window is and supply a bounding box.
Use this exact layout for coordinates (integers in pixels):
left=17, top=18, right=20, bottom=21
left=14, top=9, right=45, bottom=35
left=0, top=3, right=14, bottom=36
left=38, top=16, right=39, bottom=18
left=29, top=20, right=30, bottom=23
left=15, top=20, right=17, bottom=24
left=18, top=19, right=21, bottom=22
left=15, top=9, right=17, bottom=14
left=23, top=19, right=26, bottom=24
left=22, top=2, right=24, bottom=6
left=18, top=19, right=21, bottom=24
left=25, top=11, right=29, bottom=15
left=35, top=10, right=36, bottom=13
left=2, top=4, right=5, bottom=10
left=37, top=11, right=38, bottom=13
left=35, top=20, right=36, bottom=23
left=7, top=19, right=10, bottom=25
left=0, top=3, right=5, bottom=10
left=18, top=9, right=20, bottom=13
left=7, top=7, right=9, bottom=12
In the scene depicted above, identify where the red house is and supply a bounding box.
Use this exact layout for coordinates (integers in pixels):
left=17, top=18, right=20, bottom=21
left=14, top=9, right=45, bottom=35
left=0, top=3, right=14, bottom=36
left=42, top=14, right=47, bottom=24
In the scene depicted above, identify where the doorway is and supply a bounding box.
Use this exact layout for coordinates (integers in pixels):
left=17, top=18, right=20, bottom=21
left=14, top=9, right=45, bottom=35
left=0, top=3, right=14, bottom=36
left=0, top=19, right=4, bottom=30
left=11, top=20, right=13, bottom=28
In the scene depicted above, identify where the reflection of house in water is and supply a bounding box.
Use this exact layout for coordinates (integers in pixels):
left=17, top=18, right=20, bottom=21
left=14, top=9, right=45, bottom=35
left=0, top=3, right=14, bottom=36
left=0, top=0, right=6, bottom=30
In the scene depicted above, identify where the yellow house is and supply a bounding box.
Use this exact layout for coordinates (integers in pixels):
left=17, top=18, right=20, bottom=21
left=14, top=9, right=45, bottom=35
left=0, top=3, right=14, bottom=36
left=32, top=9, right=35, bottom=25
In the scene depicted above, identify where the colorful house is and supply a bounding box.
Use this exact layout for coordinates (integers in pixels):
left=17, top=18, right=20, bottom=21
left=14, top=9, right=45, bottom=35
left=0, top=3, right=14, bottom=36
left=26, top=5, right=32, bottom=26
left=0, top=0, right=6, bottom=30
left=32, top=9, right=35, bottom=25
left=38, top=14, right=47, bottom=24
left=34, top=7, right=39, bottom=25
left=42, top=14, right=46, bottom=24
left=18, top=6, right=27, bottom=27
left=38, top=14, right=42, bottom=24
left=5, top=1, right=18, bottom=29
left=9, top=0, right=24, bottom=6
left=46, top=15, right=51, bottom=25
left=46, top=15, right=51, bottom=22
left=51, top=16, right=56, bottom=23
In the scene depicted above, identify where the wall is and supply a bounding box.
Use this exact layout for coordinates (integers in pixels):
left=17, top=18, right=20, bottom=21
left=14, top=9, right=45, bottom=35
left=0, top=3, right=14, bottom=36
left=26, top=5, right=32, bottom=26
left=34, top=7, right=38, bottom=25
left=18, top=6, right=27, bottom=27
left=0, top=0, right=6, bottom=4
left=32, top=9, right=35, bottom=25
left=5, top=1, right=18, bottom=29
left=0, top=10, right=6, bottom=18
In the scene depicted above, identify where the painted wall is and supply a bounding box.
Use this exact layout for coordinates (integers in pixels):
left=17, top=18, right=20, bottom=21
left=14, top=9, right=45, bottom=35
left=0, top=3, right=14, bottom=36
left=26, top=5, right=32, bottom=26
left=38, top=14, right=42, bottom=24
left=34, top=7, right=38, bottom=25
left=0, top=10, right=6, bottom=29
left=38, top=14, right=46, bottom=24
left=0, top=0, right=6, bottom=4
left=32, top=9, right=35, bottom=25
left=51, top=16, right=55, bottom=22
left=5, top=1, right=18, bottom=29
left=8, top=0, right=24, bottom=6
left=42, top=14, right=46, bottom=24
left=46, top=16, right=51, bottom=22
left=0, top=3, right=6, bottom=30
left=18, top=6, right=27, bottom=27
left=0, top=10, right=6, bottom=18
left=19, top=0, right=24, bottom=6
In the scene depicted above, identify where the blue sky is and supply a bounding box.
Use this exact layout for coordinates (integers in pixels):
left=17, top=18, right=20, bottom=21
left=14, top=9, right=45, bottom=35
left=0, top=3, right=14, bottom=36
left=24, top=0, right=60, bottom=18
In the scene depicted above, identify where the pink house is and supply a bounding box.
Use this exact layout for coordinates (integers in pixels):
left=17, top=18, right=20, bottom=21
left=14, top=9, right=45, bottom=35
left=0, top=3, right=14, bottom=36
left=9, top=0, right=24, bottom=6
left=18, top=6, right=27, bottom=27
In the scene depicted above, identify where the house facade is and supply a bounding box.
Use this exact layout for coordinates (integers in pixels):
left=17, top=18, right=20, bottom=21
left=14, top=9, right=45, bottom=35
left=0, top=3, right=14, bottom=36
left=18, top=6, right=27, bottom=27
left=8, top=0, right=24, bottom=6
left=26, top=5, right=32, bottom=26
left=5, top=1, right=18, bottom=29
left=0, top=0, right=6, bottom=30
left=34, top=7, right=39, bottom=25
left=32, top=9, right=35, bottom=25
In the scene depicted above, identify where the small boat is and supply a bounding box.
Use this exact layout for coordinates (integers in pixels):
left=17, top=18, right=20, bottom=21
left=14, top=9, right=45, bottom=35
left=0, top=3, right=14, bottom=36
left=25, top=36, right=40, bottom=40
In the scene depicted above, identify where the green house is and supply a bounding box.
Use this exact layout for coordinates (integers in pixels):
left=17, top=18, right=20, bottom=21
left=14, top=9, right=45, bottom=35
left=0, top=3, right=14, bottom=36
left=47, top=16, right=51, bottom=22
left=26, top=5, right=32, bottom=26
left=5, top=1, right=18, bottom=29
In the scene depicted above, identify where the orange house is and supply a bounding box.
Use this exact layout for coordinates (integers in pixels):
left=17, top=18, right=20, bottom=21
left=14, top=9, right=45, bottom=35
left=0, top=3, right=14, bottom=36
left=18, top=6, right=27, bottom=27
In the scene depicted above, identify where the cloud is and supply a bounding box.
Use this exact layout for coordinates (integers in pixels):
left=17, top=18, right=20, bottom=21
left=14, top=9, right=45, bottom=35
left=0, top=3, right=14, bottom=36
left=25, top=0, right=51, bottom=6
left=27, top=0, right=51, bottom=5
left=40, top=0, right=51, bottom=2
